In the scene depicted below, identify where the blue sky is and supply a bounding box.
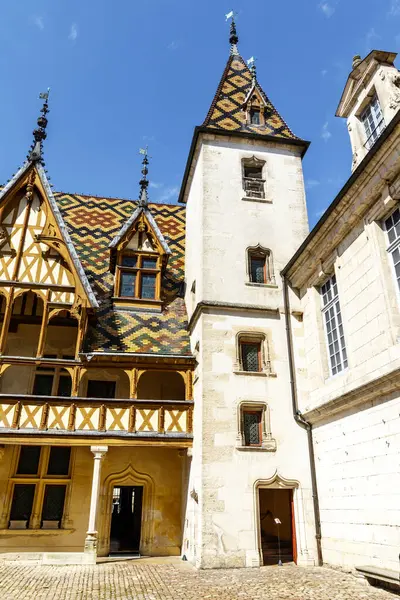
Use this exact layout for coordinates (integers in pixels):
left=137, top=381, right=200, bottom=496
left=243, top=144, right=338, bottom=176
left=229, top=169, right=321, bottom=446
left=0, top=0, right=399, bottom=227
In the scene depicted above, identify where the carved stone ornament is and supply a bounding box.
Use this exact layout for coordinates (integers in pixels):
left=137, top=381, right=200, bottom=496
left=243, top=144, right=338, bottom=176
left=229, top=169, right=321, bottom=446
left=389, top=73, right=400, bottom=109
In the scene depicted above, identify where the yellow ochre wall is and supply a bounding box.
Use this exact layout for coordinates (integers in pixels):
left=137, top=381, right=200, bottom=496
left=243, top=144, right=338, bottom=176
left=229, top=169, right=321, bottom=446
left=0, top=444, right=185, bottom=556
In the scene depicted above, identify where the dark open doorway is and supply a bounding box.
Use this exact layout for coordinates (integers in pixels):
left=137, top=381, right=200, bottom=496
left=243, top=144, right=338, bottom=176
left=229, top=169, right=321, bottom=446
left=259, top=488, right=296, bottom=565
left=109, top=486, right=143, bottom=555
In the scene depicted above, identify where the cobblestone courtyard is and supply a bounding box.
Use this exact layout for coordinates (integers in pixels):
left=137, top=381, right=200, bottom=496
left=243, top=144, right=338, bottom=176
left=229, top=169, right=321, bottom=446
left=0, top=559, right=396, bottom=600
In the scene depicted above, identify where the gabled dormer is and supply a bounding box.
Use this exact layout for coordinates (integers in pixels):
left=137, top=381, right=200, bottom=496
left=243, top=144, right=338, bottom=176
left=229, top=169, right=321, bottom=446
left=109, top=153, right=171, bottom=311
left=336, top=50, right=400, bottom=171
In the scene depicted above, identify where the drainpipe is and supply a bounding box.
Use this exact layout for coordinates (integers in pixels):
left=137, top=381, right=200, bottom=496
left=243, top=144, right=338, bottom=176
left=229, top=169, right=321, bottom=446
left=283, top=275, right=323, bottom=567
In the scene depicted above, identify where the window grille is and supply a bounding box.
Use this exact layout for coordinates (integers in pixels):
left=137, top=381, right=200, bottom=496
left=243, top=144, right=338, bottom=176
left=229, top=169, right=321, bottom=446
left=47, top=447, right=71, bottom=476
left=41, top=485, right=67, bottom=524
left=243, top=164, right=265, bottom=199
left=361, top=95, right=385, bottom=150
left=17, top=446, right=41, bottom=475
left=243, top=411, right=262, bottom=446
left=321, top=274, right=348, bottom=376
left=10, top=484, right=35, bottom=523
left=241, top=342, right=261, bottom=372
left=385, top=208, right=400, bottom=294
left=250, top=255, right=266, bottom=283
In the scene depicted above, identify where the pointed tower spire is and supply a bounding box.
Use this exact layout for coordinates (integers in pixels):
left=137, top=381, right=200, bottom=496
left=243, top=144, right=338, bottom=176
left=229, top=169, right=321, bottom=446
left=138, top=148, right=149, bottom=206
left=29, top=89, right=50, bottom=163
left=226, top=11, right=239, bottom=55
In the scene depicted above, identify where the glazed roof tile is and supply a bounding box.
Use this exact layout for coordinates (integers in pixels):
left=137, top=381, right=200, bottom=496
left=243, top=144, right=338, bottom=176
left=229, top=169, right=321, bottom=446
left=56, top=192, right=191, bottom=356
left=203, top=54, right=299, bottom=140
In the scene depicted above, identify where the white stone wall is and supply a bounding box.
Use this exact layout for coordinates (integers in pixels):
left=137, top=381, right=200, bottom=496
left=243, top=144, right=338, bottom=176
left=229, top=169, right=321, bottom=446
left=184, top=133, right=314, bottom=568
left=313, top=395, right=400, bottom=571
left=346, top=61, right=400, bottom=169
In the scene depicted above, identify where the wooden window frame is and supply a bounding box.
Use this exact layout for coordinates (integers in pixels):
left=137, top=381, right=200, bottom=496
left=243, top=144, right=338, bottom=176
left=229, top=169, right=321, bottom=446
left=242, top=156, right=266, bottom=199
left=6, top=446, right=72, bottom=530
left=115, top=250, right=162, bottom=307
left=240, top=340, right=262, bottom=372
left=242, top=409, right=263, bottom=447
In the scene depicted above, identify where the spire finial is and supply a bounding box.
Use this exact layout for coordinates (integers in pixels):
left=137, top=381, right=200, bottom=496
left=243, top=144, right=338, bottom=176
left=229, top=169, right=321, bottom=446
left=247, top=56, right=257, bottom=82
left=138, top=147, right=149, bottom=206
left=225, top=11, right=238, bottom=55
left=29, top=89, right=50, bottom=163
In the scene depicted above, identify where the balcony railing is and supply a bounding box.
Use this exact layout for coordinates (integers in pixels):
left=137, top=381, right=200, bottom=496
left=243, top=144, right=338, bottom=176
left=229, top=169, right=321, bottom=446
left=243, top=177, right=265, bottom=199
left=0, top=395, right=193, bottom=440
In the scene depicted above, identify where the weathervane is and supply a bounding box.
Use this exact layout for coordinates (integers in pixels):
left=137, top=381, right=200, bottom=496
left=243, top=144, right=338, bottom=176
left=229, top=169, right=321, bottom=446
left=29, top=88, right=50, bottom=163
left=247, top=56, right=257, bottom=81
left=225, top=11, right=239, bottom=55
left=138, top=147, right=150, bottom=206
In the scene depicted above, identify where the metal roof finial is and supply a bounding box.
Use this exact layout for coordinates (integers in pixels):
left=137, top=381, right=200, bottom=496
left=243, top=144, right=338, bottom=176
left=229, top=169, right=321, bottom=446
left=138, top=147, right=150, bottom=206
left=29, top=89, right=50, bottom=163
left=226, top=11, right=239, bottom=55
left=247, top=56, right=257, bottom=82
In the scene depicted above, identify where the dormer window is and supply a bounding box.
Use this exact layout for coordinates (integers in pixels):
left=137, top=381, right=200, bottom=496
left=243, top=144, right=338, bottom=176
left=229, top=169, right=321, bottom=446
left=117, top=252, right=160, bottom=302
left=361, top=95, right=385, bottom=150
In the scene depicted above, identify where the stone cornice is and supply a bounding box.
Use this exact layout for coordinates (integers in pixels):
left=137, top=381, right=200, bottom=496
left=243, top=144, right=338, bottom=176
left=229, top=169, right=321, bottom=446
left=187, top=300, right=280, bottom=333
left=303, top=366, right=400, bottom=425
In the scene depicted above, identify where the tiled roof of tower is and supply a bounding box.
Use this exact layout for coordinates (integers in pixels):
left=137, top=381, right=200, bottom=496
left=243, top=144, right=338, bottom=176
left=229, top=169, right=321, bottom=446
left=203, top=54, right=299, bottom=140
left=55, top=192, right=191, bottom=356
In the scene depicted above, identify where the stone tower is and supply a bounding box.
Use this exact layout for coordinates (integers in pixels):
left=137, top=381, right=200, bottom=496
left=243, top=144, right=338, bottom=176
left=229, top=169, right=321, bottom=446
left=180, top=20, right=318, bottom=568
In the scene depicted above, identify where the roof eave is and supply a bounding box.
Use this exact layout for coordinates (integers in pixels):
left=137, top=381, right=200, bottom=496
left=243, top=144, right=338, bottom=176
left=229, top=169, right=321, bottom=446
left=178, top=126, right=310, bottom=204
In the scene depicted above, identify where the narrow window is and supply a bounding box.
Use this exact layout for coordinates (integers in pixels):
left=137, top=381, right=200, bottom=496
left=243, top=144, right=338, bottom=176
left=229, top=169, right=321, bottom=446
left=10, top=484, right=35, bottom=525
left=242, top=158, right=265, bottom=199
left=361, top=95, right=385, bottom=149
left=321, top=274, right=348, bottom=376
left=41, top=485, right=67, bottom=526
left=87, top=380, right=116, bottom=399
left=250, top=107, right=260, bottom=125
left=241, top=341, right=261, bottom=372
left=385, top=208, right=400, bottom=295
left=250, top=255, right=266, bottom=283
left=243, top=411, right=262, bottom=446
left=57, top=370, right=72, bottom=397
left=17, top=446, right=41, bottom=475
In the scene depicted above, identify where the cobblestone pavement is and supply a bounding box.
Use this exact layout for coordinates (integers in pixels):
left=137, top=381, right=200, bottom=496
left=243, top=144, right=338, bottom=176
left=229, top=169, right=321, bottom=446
left=0, top=559, right=395, bottom=600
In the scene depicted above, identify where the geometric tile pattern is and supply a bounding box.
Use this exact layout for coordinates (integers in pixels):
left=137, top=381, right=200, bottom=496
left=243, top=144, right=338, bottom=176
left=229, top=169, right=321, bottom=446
left=203, top=54, right=298, bottom=140
left=0, top=400, right=193, bottom=436
left=55, top=192, right=191, bottom=355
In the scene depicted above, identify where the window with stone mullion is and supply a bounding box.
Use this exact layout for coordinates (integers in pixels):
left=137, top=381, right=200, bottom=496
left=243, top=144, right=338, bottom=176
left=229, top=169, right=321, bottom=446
left=385, top=208, right=400, bottom=294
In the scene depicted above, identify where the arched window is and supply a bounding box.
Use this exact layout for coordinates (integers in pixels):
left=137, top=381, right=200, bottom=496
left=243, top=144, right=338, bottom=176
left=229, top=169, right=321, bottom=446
left=247, top=245, right=275, bottom=285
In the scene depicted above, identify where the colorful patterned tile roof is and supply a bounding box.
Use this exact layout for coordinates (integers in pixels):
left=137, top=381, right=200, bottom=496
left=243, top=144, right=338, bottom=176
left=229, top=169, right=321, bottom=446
left=55, top=192, right=191, bottom=356
left=203, top=54, right=299, bottom=140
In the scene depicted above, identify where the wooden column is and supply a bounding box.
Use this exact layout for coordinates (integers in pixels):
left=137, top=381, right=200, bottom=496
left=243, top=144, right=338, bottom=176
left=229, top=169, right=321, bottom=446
left=36, top=291, right=51, bottom=358
left=71, top=366, right=84, bottom=397
left=185, top=369, right=193, bottom=401
left=0, top=289, right=14, bottom=355
left=130, top=368, right=138, bottom=399
left=75, top=307, right=88, bottom=359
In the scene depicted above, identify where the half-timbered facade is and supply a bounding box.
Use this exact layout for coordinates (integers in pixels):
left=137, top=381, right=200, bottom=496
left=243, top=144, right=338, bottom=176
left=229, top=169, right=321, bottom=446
left=0, top=96, right=195, bottom=563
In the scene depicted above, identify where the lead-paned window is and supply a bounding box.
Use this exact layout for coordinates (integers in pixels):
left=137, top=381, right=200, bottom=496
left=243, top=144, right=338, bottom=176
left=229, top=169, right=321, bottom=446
left=47, top=447, right=71, bottom=476
left=240, top=342, right=261, bottom=372
left=9, top=446, right=71, bottom=529
left=10, top=484, right=35, bottom=523
left=41, top=485, right=67, bottom=524
left=243, top=411, right=262, bottom=446
left=321, top=274, right=348, bottom=376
